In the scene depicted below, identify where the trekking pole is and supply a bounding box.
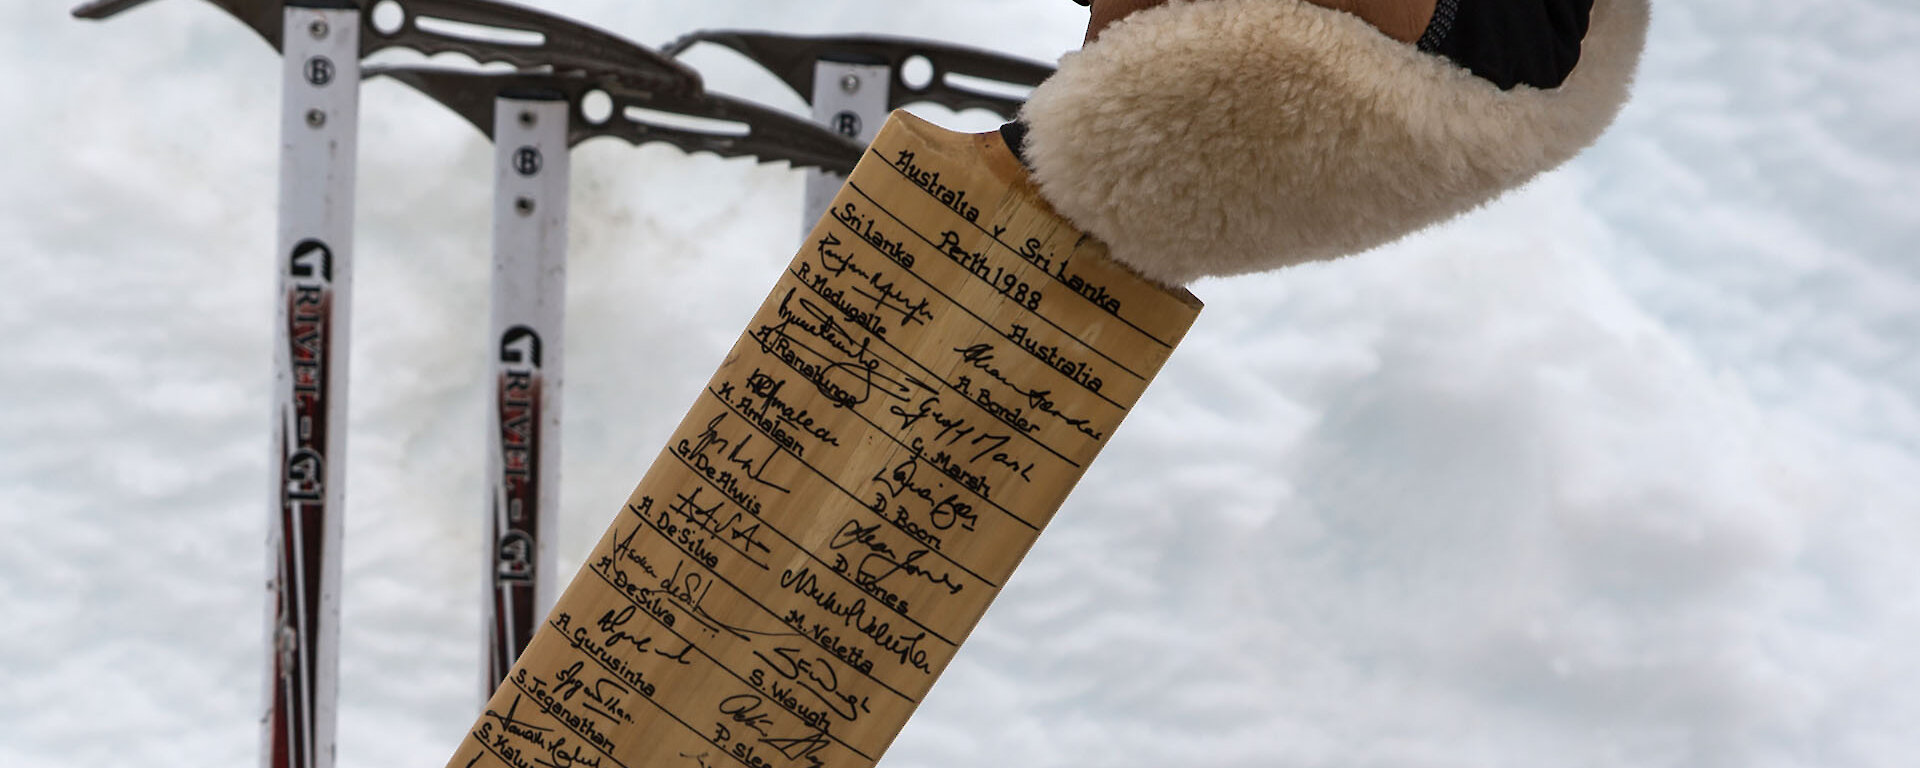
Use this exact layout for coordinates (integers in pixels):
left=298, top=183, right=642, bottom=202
left=663, top=31, right=1053, bottom=234
left=69, top=3, right=703, bottom=767
left=366, top=62, right=861, bottom=698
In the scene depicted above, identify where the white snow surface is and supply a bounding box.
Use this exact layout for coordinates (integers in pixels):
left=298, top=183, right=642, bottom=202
left=5, top=1, right=1918, bottom=766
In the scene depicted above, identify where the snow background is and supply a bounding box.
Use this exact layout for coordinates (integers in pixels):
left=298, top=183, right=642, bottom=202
left=4, top=0, right=1917, bottom=766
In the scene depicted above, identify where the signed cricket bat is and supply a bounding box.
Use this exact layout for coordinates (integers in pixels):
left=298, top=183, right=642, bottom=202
left=446, top=110, right=1203, bottom=768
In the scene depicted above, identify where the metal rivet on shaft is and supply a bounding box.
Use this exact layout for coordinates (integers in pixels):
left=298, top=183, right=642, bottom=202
left=840, top=74, right=861, bottom=94
left=306, top=109, right=326, bottom=128
left=515, top=197, right=536, bottom=216
left=519, top=111, right=537, bottom=128
left=309, top=19, right=329, bottom=40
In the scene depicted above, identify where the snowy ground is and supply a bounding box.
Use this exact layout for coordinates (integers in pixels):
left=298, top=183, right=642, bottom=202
left=4, top=1, right=1918, bottom=767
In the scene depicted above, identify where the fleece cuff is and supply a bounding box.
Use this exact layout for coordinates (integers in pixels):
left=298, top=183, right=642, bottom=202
left=1019, top=0, right=1649, bottom=286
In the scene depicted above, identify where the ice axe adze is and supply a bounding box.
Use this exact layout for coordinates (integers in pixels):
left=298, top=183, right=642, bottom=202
left=663, top=30, right=1055, bottom=233
left=75, top=0, right=701, bottom=94
left=368, top=66, right=864, bottom=173
left=69, top=3, right=702, bottom=768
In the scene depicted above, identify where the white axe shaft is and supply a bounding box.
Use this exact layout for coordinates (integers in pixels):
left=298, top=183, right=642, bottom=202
left=263, top=7, right=359, bottom=768
left=482, top=94, right=571, bottom=699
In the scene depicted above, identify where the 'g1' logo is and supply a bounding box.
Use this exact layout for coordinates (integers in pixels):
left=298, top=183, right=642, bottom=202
left=497, top=531, right=535, bottom=582
left=304, top=56, right=335, bottom=87
left=832, top=111, right=863, bottom=139
left=286, top=449, right=325, bottom=502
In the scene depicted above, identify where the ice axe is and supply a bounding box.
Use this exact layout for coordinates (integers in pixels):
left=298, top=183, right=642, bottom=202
left=365, top=61, right=863, bottom=699
left=70, top=3, right=704, bottom=767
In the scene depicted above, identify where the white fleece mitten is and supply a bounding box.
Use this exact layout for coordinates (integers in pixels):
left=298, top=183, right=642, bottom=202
left=1020, top=0, right=1650, bottom=286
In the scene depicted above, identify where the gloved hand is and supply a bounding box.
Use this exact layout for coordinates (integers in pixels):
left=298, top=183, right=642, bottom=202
left=1023, top=0, right=1648, bottom=287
